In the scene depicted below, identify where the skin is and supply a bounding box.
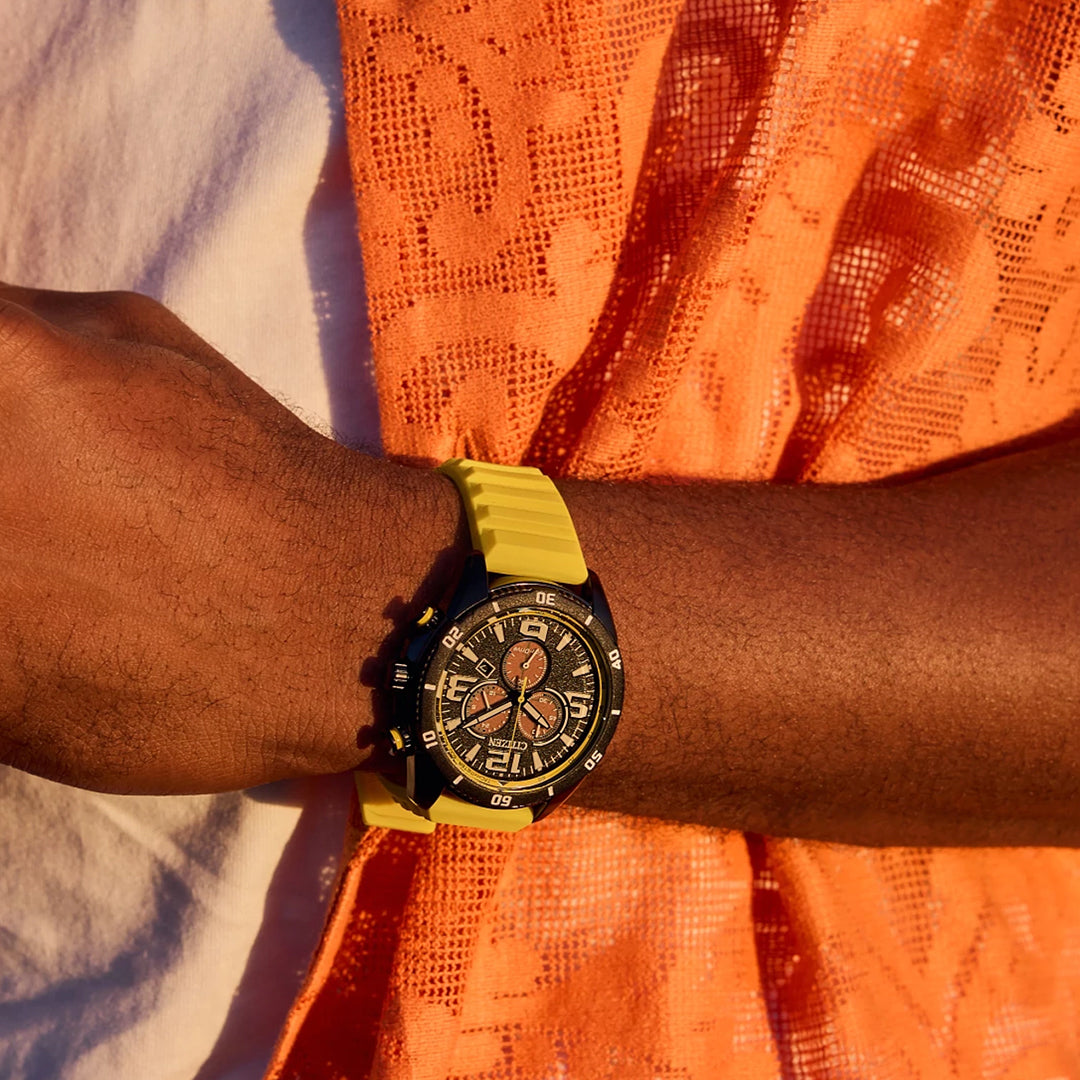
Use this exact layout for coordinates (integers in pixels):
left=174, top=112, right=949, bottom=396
left=1, top=284, right=1078, bottom=846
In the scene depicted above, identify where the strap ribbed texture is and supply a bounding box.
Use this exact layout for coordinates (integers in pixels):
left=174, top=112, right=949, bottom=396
left=438, top=459, right=588, bottom=584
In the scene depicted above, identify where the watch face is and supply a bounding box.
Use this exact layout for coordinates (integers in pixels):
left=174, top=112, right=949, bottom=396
left=415, top=581, right=623, bottom=810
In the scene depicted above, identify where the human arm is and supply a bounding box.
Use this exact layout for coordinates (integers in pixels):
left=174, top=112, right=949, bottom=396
left=563, top=439, right=1080, bottom=847
left=0, top=283, right=450, bottom=794
left=2, top=285, right=1078, bottom=846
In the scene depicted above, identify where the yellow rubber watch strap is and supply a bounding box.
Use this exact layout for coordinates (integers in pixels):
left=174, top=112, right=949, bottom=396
left=356, top=772, right=533, bottom=833
left=425, top=792, right=533, bottom=832
left=438, top=458, right=587, bottom=585
left=355, top=771, right=435, bottom=834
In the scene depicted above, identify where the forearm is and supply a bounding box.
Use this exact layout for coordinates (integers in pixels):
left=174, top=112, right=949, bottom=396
left=556, top=439, right=1080, bottom=846
left=6, top=284, right=1076, bottom=838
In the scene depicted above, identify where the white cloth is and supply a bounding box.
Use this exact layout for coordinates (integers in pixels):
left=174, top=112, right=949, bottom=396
left=0, top=2, right=375, bottom=1077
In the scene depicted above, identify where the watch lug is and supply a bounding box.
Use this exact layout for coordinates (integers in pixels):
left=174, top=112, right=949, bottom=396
left=582, top=571, right=617, bottom=643
left=531, top=784, right=577, bottom=823
left=404, top=624, right=438, bottom=665
left=407, top=750, right=448, bottom=810
left=446, top=551, right=490, bottom=620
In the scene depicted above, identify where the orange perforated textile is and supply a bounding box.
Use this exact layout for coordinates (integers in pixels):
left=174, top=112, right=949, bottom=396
left=267, top=0, right=1080, bottom=1076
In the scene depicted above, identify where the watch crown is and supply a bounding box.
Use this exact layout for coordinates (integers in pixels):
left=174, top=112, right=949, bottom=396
left=389, top=662, right=411, bottom=691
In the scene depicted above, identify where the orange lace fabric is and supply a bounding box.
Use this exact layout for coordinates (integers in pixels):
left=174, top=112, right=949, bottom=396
left=268, top=0, right=1080, bottom=1075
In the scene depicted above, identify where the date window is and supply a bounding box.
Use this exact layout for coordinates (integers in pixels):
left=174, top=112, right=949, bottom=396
left=475, top=658, right=496, bottom=678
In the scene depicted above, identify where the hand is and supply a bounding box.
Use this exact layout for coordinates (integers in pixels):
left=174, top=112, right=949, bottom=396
left=522, top=698, right=551, bottom=731
left=0, top=284, right=462, bottom=794
left=465, top=697, right=512, bottom=734
left=508, top=674, right=528, bottom=744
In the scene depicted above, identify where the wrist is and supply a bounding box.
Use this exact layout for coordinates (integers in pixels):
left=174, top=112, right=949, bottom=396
left=265, top=450, right=467, bottom=779
left=357, top=459, right=624, bottom=832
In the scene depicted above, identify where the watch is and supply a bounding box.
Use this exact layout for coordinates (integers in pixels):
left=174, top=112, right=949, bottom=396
left=357, top=458, right=624, bottom=833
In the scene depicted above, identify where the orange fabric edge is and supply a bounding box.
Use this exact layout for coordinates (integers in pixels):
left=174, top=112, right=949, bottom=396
left=263, top=790, right=371, bottom=1079
left=264, top=791, right=429, bottom=1080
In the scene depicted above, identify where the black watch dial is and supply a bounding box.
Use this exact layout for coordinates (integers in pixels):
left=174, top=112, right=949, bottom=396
left=415, top=581, right=623, bottom=810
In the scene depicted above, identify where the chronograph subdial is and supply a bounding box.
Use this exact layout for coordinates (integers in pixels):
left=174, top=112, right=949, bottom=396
left=462, top=682, right=512, bottom=735
left=519, top=690, right=567, bottom=744
left=500, top=639, right=549, bottom=691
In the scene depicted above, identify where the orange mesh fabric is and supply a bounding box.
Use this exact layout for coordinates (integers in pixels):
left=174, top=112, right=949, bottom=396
left=337, top=0, right=1080, bottom=480
left=267, top=0, right=1080, bottom=1075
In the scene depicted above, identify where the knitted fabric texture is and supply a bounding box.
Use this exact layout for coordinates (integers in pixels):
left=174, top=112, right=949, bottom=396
left=267, top=0, right=1080, bottom=1075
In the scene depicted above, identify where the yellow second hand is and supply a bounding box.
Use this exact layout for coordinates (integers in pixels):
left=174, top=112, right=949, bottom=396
left=511, top=675, right=527, bottom=743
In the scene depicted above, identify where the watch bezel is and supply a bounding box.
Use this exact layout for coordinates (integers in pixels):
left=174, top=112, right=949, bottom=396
left=413, top=579, right=623, bottom=810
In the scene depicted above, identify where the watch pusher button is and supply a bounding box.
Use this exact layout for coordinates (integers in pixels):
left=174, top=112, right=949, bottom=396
left=389, top=661, right=411, bottom=690
left=414, top=605, right=444, bottom=630
left=387, top=727, right=413, bottom=754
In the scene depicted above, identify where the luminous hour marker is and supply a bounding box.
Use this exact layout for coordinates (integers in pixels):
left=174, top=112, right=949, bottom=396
left=459, top=646, right=479, bottom=662
left=559, top=733, right=574, bottom=747
left=571, top=663, right=589, bottom=677
left=555, top=632, right=572, bottom=652
left=444, top=718, right=461, bottom=732
left=532, top=751, right=543, bottom=771
left=464, top=744, right=480, bottom=763
left=493, top=623, right=505, bottom=643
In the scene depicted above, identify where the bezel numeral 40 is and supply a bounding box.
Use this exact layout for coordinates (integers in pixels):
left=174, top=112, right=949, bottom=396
left=608, top=648, right=622, bottom=670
